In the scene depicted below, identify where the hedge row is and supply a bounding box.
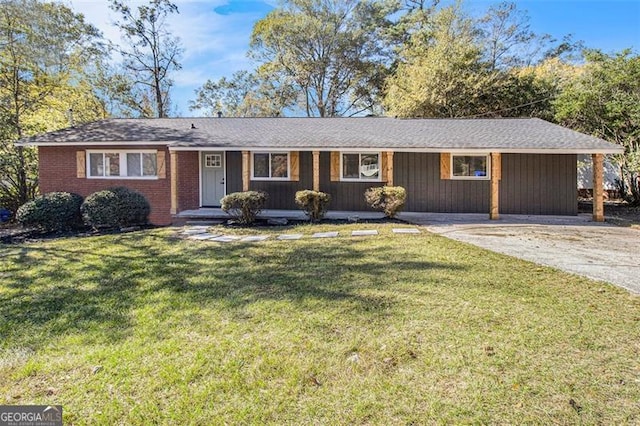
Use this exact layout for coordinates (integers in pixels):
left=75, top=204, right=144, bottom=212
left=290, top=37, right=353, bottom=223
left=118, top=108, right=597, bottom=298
left=222, top=186, right=406, bottom=225
left=18, top=185, right=406, bottom=230
left=16, top=187, right=150, bottom=231
left=16, top=192, right=84, bottom=232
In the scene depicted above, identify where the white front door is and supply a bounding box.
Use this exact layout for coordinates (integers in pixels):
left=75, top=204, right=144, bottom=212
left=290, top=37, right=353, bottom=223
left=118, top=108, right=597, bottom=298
left=201, top=152, right=225, bottom=206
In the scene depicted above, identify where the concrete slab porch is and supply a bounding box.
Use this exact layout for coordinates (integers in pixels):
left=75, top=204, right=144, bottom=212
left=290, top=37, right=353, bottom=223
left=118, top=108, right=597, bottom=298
left=176, top=208, right=386, bottom=222
left=177, top=208, right=601, bottom=226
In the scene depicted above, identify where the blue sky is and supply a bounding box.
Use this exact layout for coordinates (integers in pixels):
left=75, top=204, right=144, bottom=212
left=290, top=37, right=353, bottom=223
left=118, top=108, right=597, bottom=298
left=67, top=0, right=640, bottom=117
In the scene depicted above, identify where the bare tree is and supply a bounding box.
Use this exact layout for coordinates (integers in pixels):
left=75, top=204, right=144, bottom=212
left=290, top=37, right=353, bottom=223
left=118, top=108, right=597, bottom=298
left=478, top=2, right=545, bottom=70
left=109, top=0, right=183, bottom=118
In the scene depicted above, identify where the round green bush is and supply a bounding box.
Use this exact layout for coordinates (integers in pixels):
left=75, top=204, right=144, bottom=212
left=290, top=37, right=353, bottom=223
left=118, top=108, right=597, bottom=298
left=111, top=187, right=150, bottom=226
left=295, top=190, right=331, bottom=222
left=81, top=187, right=150, bottom=228
left=221, top=191, right=268, bottom=225
left=364, top=186, right=407, bottom=218
left=16, top=192, right=84, bottom=231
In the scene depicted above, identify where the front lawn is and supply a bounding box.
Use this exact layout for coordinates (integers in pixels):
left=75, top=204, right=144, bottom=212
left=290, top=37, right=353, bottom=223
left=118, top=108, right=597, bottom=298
left=1, top=224, right=638, bottom=424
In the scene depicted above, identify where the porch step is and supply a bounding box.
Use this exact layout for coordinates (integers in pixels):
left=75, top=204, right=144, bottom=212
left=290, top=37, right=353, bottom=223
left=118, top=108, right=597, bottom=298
left=185, top=220, right=225, bottom=226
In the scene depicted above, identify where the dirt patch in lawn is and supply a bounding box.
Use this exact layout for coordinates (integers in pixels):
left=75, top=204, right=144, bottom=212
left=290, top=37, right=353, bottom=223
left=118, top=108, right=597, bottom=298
left=579, top=200, right=640, bottom=228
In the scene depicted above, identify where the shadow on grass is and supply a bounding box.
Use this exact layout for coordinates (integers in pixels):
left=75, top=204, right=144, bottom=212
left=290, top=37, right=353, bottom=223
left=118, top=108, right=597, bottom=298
left=0, top=232, right=466, bottom=349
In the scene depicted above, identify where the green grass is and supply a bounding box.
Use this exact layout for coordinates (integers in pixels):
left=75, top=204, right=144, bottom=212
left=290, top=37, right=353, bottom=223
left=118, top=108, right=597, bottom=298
left=1, top=224, right=639, bottom=424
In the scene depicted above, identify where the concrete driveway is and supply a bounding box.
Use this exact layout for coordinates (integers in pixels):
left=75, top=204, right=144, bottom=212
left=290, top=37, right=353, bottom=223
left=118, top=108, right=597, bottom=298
left=399, top=212, right=640, bottom=294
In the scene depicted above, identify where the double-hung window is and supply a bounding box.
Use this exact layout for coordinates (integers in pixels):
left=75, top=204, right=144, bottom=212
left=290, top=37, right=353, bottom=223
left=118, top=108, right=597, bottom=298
left=252, top=152, right=289, bottom=180
left=88, top=151, right=158, bottom=178
left=341, top=152, right=381, bottom=181
left=451, top=154, right=489, bottom=179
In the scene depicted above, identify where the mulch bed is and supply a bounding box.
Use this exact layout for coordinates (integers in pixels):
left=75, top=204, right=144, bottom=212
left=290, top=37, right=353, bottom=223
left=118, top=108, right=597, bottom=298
left=0, top=224, right=156, bottom=245
left=221, top=217, right=405, bottom=228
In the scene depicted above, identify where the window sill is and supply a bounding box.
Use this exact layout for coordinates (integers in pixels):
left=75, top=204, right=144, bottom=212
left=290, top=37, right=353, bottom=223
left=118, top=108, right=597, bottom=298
left=450, top=176, right=490, bottom=181
left=87, top=176, right=159, bottom=180
left=340, top=178, right=382, bottom=183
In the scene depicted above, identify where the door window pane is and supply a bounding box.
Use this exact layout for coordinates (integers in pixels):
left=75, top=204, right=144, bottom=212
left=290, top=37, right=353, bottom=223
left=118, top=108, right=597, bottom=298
left=205, top=154, right=221, bottom=168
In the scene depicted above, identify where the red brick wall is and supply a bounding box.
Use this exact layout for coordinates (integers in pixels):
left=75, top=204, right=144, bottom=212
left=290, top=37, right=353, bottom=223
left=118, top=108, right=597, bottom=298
left=39, top=146, right=175, bottom=225
left=176, top=151, right=200, bottom=212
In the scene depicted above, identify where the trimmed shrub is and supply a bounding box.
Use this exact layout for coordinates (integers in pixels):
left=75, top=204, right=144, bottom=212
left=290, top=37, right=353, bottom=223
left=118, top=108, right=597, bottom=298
left=111, top=187, right=150, bottom=225
left=364, top=186, right=407, bottom=218
left=295, top=190, right=331, bottom=222
left=221, top=191, right=268, bottom=225
left=81, top=187, right=150, bottom=228
left=16, top=192, right=83, bottom=231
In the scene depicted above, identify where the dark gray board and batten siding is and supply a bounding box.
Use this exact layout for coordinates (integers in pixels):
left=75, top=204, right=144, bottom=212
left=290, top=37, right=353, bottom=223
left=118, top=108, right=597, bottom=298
left=500, top=153, right=577, bottom=215
left=226, top=151, right=577, bottom=215
left=225, top=151, right=243, bottom=194
left=394, top=152, right=490, bottom=213
left=395, top=153, right=577, bottom=215
left=226, top=151, right=376, bottom=211
left=226, top=151, right=313, bottom=210
left=319, top=152, right=372, bottom=211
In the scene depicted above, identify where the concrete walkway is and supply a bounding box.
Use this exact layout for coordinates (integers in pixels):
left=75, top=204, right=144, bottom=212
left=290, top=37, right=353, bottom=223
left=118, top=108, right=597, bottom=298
left=177, top=208, right=386, bottom=222
left=181, top=226, right=419, bottom=243
left=179, top=208, right=639, bottom=294
left=400, top=212, right=640, bottom=294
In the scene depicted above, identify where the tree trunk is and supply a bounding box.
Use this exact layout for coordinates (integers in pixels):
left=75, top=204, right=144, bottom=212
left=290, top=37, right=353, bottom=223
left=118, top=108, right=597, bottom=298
left=154, top=68, right=164, bottom=118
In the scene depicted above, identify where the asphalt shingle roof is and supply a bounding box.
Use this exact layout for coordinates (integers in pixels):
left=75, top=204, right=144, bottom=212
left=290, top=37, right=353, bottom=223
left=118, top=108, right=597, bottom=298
left=20, top=117, right=622, bottom=153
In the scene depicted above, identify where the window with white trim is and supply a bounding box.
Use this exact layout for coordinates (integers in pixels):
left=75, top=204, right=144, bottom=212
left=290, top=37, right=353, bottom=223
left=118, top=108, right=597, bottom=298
left=452, top=155, right=489, bottom=179
left=252, top=152, right=289, bottom=179
left=205, top=154, right=222, bottom=168
left=341, top=152, right=381, bottom=181
left=88, top=151, right=158, bottom=178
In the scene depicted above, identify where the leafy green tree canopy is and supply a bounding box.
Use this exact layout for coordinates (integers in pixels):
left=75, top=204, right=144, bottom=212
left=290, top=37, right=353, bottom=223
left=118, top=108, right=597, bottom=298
left=250, top=0, right=397, bottom=117
left=384, top=4, right=488, bottom=117
left=189, top=70, right=295, bottom=117
left=383, top=1, right=579, bottom=119
left=554, top=50, right=640, bottom=203
left=0, top=0, right=106, bottom=212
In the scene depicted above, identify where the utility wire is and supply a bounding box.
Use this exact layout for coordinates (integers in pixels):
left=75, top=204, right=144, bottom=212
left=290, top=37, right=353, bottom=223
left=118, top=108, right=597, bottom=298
left=462, top=95, right=554, bottom=118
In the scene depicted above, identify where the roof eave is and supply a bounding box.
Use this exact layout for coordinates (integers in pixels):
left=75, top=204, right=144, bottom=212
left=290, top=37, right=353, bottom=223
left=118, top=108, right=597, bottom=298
left=168, top=146, right=623, bottom=154
left=18, top=140, right=624, bottom=155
